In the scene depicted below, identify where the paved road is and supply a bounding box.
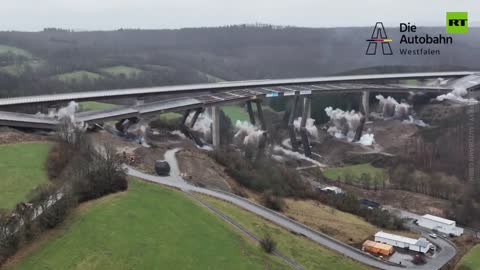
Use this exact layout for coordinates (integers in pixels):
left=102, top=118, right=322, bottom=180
left=126, top=150, right=456, bottom=270
left=127, top=161, right=405, bottom=269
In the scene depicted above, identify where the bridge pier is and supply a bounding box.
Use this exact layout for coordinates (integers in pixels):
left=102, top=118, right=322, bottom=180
left=211, top=106, right=221, bottom=147
left=115, top=117, right=139, bottom=133
left=135, top=97, right=145, bottom=106
left=47, top=106, right=57, bottom=116
left=361, top=91, right=370, bottom=119
left=246, top=100, right=256, bottom=125
left=190, top=108, right=203, bottom=128
left=254, top=100, right=267, bottom=131
left=300, top=96, right=312, bottom=157
left=245, top=99, right=267, bottom=130
left=288, top=96, right=300, bottom=151
left=353, top=116, right=366, bottom=142
left=179, top=108, right=204, bottom=147
left=287, top=95, right=312, bottom=157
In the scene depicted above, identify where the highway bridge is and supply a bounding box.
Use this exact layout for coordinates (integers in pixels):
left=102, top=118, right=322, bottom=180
left=0, top=71, right=476, bottom=107
left=0, top=71, right=479, bottom=155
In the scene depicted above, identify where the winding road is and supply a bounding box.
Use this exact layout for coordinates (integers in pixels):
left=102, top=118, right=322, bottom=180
left=126, top=149, right=456, bottom=270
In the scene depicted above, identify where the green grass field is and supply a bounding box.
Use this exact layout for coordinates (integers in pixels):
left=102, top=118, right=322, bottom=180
left=160, top=112, right=182, bottom=120
left=198, top=194, right=369, bottom=270
left=9, top=180, right=288, bottom=270
left=0, top=44, right=33, bottom=58
left=56, top=71, right=103, bottom=82
left=0, top=64, right=28, bottom=76
left=0, top=62, right=44, bottom=77
left=222, top=105, right=250, bottom=124
left=458, top=244, right=480, bottom=270
left=0, top=142, right=51, bottom=209
left=101, top=65, right=143, bottom=78
left=323, top=163, right=387, bottom=186
left=79, top=101, right=117, bottom=111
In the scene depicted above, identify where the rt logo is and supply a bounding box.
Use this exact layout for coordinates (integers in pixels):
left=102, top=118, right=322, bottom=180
left=446, top=12, right=468, bottom=34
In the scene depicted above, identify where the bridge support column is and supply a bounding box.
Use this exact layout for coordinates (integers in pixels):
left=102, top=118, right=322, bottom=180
left=300, top=96, right=312, bottom=157
left=254, top=100, right=266, bottom=131
left=115, top=117, right=139, bottom=133
left=179, top=109, right=204, bottom=147
left=353, top=116, right=366, bottom=142
left=211, top=106, right=221, bottom=147
left=246, top=101, right=256, bottom=125
left=181, top=109, right=191, bottom=125
left=361, top=91, right=370, bottom=119
left=189, top=108, right=203, bottom=128
left=135, top=97, right=145, bottom=106
left=288, top=96, right=300, bottom=151
left=47, top=106, right=57, bottom=116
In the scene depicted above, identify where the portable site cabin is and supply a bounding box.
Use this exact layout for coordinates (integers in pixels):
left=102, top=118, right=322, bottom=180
left=321, top=186, right=344, bottom=194
left=417, top=214, right=464, bottom=236
left=362, top=240, right=394, bottom=256
left=374, top=231, right=433, bottom=254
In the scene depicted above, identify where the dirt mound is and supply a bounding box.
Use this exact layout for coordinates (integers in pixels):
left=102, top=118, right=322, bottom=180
left=312, top=135, right=367, bottom=165
left=416, top=102, right=465, bottom=123
left=367, top=119, right=418, bottom=155
left=177, top=149, right=235, bottom=192
left=0, top=127, right=48, bottom=144
left=340, top=183, right=450, bottom=216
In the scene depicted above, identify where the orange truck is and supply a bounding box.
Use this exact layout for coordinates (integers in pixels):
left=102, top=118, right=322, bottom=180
left=362, top=240, right=394, bottom=256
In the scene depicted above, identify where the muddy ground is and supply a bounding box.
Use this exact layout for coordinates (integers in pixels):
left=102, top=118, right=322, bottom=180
left=90, top=129, right=241, bottom=193
left=0, top=127, right=51, bottom=144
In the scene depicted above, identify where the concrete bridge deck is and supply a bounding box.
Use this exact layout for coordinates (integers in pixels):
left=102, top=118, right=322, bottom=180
left=0, top=72, right=479, bottom=130
left=0, top=71, right=475, bottom=107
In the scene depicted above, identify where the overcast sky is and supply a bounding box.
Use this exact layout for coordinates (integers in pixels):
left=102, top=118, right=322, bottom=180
left=1, top=0, right=478, bottom=31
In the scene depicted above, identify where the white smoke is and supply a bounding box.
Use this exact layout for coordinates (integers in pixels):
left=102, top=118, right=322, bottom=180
left=426, top=78, right=450, bottom=87
left=188, top=113, right=212, bottom=139
left=324, top=107, right=375, bottom=146
left=358, top=133, right=375, bottom=146
left=272, top=154, right=285, bottom=162
left=170, top=130, right=187, bottom=139
left=436, top=86, right=478, bottom=104
left=375, top=95, right=411, bottom=119
left=55, top=101, right=79, bottom=120
left=293, top=117, right=319, bottom=139
left=273, top=145, right=326, bottom=168
left=376, top=95, right=430, bottom=127
left=234, top=121, right=266, bottom=146
left=125, top=119, right=150, bottom=147
left=38, top=101, right=80, bottom=123
left=403, top=116, right=429, bottom=127
left=40, top=101, right=86, bottom=143
left=324, top=107, right=362, bottom=139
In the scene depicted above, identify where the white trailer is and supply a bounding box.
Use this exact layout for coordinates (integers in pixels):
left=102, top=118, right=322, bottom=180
left=417, top=214, right=464, bottom=236
left=374, top=231, right=433, bottom=254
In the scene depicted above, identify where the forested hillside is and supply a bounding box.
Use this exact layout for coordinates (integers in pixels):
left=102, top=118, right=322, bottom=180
left=0, top=25, right=479, bottom=97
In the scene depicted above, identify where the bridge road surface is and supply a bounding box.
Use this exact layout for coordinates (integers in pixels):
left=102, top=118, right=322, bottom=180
left=0, top=71, right=476, bottom=107
left=126, top=165, right=456, bottom=270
